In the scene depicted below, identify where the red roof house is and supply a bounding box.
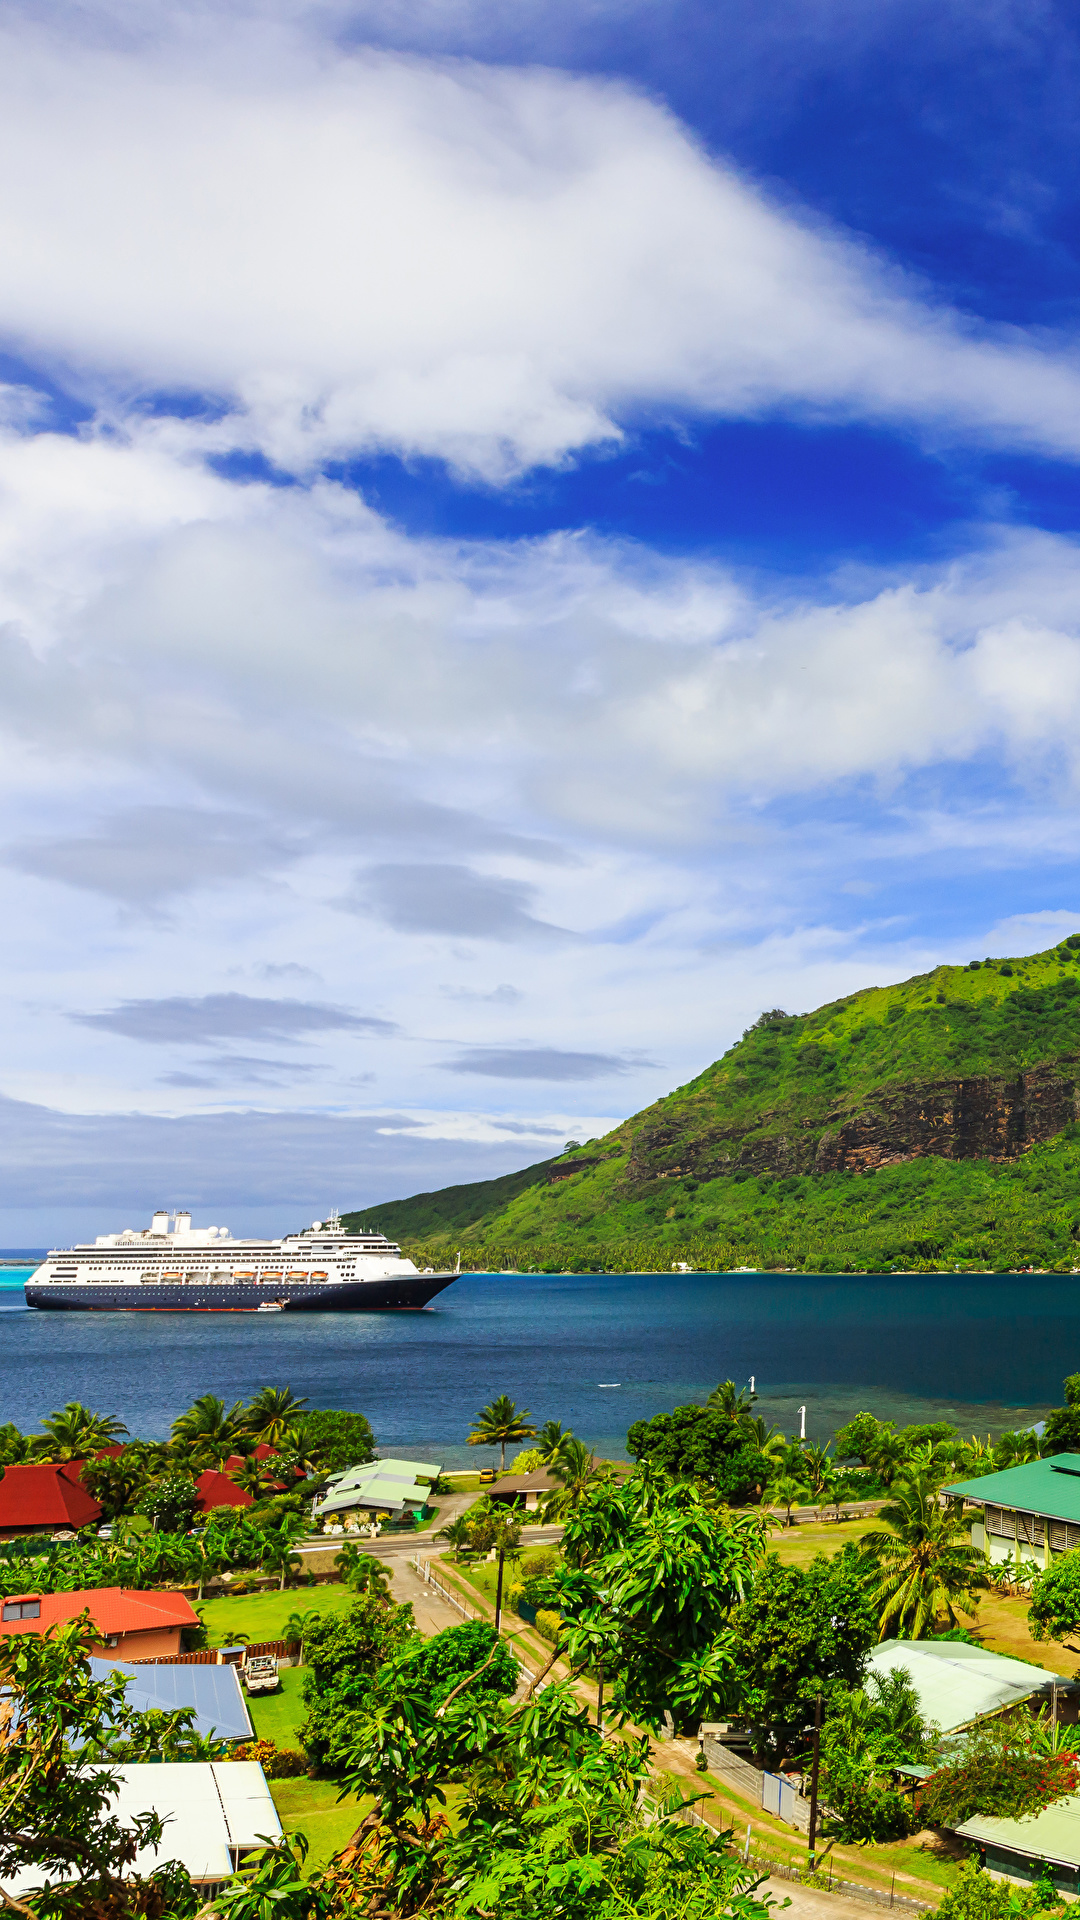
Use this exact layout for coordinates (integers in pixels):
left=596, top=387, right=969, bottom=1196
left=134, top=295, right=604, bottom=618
left=0, top=1587, right=198, bottom=1658
left=0, top=1461, right=102, bottom=1538
left=194, top=1470, right=253, bottom=1515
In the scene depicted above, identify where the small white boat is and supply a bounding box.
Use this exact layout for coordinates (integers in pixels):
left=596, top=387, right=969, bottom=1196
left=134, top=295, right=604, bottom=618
left=256, top=1301, right=286, bottom=1312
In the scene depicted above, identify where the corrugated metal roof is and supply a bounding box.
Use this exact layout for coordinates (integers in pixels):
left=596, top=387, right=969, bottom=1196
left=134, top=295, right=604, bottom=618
left=89, top=1657, right=254, bottom=1742
left=944, top=1455, right=1080, bottom=1522
left=325, top=1458, right=440, bottom=1490
left=867, top=1640, right=1058, bottom=1733
left=1, top=1761, right=281, bottom=1898
left=955, top=1796, right=1080, bottom=1869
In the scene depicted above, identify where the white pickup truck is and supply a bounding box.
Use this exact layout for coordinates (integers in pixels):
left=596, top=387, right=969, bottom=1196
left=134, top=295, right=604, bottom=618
left=241, top=1653, right=280, bottom=1695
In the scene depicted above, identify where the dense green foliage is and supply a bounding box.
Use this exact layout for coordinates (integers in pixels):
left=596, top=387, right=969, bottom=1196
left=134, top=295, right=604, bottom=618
left=1029, top=1554, right=1080, bottom=1644
left=298, top=1409, right=376, bottom=1473
left=0, top=1619, right=201, bottom=1917
left=364, top=942, right=1080, bottom=1271
left=936, top=1860, right=1067, bottom=1920
left=394, top=1620, right=518, bottom=1710
left=861, top=1471, right=989, bottom=1637
left=728, top=1548, right=877, bottom=1762
left=625, top=1407, right=771, bottom=1504
left=546, top=1468, right=769, bottom=1729
left=818, top=1667, right=931, bottom=1843
left=300, top=1591, right=416, bottom=1770
left=343, top=1159, right=556, bottom=1241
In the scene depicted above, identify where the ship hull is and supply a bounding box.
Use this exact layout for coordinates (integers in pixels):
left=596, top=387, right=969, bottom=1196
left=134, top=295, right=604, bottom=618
left=24, top=1274, right=457, bottom=1313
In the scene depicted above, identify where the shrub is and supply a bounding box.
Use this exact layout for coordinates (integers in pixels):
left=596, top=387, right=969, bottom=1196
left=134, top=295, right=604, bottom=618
left=535, top=1609, right=563, bottom=1645
left=936, top=1860, right=1064, bottom=1920
left=233, top=1738, right=309, bottom=1778
left=519, top=1548, right=560, bottom=1582
left=389, top=1620, right=517, bottom=1709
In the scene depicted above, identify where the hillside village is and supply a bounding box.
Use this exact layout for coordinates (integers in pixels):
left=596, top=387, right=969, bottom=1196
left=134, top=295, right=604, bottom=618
left=8, top=1381, right=1080, bottom=1915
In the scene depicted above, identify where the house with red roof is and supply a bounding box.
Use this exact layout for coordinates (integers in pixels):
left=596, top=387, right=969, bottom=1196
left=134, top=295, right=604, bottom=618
left=0, top=1586, right=198, bottom=1658
left=194, top=1470, right=252, bottom=1514
left=0, top=1460, right=103, bottom=1538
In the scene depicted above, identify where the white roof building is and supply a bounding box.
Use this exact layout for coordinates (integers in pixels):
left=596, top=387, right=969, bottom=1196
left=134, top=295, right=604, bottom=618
left=2, top=1762, right=281, bottom=1901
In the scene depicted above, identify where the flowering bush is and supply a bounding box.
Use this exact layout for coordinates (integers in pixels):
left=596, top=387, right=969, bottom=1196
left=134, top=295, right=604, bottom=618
left=918, top=1720, right=1080, bottom=1827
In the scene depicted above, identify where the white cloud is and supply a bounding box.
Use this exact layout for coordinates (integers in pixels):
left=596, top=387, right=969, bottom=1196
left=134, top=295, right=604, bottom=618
left=2, top=25, right=1080, bottom=476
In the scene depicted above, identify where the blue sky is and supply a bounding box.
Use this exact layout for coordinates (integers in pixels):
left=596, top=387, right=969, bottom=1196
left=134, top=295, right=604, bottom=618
left=3, top=0, right=1080, bottom=1240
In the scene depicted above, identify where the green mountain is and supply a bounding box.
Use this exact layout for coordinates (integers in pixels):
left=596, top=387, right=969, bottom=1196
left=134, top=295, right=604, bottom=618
left=350, top=940, right=1080, bottom=1274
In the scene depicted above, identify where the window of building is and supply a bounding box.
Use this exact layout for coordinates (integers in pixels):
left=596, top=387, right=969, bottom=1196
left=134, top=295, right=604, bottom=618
left=2, top=1600, right=41, bottom=1620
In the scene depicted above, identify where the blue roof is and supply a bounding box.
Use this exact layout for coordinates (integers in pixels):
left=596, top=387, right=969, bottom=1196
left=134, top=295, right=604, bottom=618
left=89, top=1658, right=254, bottom=1742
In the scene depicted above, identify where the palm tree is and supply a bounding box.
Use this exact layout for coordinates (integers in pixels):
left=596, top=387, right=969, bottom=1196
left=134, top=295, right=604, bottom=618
left=861, top=1471, right=988, bottom=1639
left=542, top=1439, right=610, bottom=1522
left=799, top=1442, right=834, bottom=1497
left=243, top=1386, right=310, bottom=1446
left=170, top=1395, right=237, bottom=1456
left=260, top=1522, right=304, bottom=1591
left=535, top=1420, right=572, bottom=1465
left=334, top=1545, right=392, bottom=1601
left=282, top=1607, right=322, bottom=1661
left=233, top=1458, right=273, bottom=1501
left=707, top=1380, right=757, bottom=1428
left=767, top=1472, right=810, bottom=1527
left=745, top=1417, right=788, bottom=1471
left=36, top=1403, right=128, bottom=1460
left=467, top=1396, right=537, bottom=1473
left=434, top=1515, right=474, bottom=1562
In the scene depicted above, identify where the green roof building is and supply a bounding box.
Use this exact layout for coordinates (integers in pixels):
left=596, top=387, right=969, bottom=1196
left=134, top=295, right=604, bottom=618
left=944, top=1455, right=1080, bottom=1568
left=314, top=1458, right=442, bottom=1526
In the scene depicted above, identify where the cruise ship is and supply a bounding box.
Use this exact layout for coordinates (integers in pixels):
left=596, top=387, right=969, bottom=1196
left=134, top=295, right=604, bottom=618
left=24, top=1210, right=459, bottom=1313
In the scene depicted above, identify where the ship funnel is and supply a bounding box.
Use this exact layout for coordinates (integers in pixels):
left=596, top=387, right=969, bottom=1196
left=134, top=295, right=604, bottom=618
left=151, top=1210, right=169, bottom=1234
left=174, top=1211, right=192, bottom=1234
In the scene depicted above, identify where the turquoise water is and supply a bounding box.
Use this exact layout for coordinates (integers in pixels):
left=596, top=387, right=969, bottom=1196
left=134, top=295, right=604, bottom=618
left=0, top=1265, right=1077, bottom=1461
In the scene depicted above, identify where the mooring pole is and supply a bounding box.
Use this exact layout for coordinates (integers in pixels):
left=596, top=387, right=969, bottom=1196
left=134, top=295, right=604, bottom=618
left=807, top=1692, right=822, bottom=1874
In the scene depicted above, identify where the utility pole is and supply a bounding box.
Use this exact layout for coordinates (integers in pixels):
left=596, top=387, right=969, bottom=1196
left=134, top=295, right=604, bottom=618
left=494, top=1544, right=505, bottom=1634
left=807, top=1692, right=822, bottom=1874
left=596, top=1664, right=605, bottom=1729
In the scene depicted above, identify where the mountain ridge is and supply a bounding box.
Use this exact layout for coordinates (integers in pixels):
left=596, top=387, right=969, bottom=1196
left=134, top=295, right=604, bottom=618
left=348, top=938, right=1080, bottom=1273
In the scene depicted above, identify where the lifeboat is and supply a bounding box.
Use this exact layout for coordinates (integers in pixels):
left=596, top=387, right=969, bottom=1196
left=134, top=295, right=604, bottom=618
left=311, top=1271, right=329, bottom=1280
left=286, top=1270, right=308, bottom=1280
left=233, top=1271, right=256, bottom=1280
left=260, top=1271, right=283, bottom=1281
left=161, top=1271, right=182, bottom=1281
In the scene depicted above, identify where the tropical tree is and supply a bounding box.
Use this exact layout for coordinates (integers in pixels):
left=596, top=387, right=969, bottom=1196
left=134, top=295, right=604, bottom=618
left=243, top=1386, right=310, bottom=1446
left=335, top=1544, right=393, bottom=1602
left=861, top=1471, right=988, bottom=1638
left=552, top=1468, right=769, bottom=1729
left=467, top=1395, right=537, bottom=1472
left=169, top=1393, right=238, bottom=1458
left=233, top=1457, right=274, bottom=1501
left=434, top=1515, right=474, bottom=1561
left=282, top=1608, right=322, bottom=1662
left=542, top=1439, right=611, bottom=1522
left=767, top=1472, right=810, bottom=1527
left=35, top=1402, right=128, bottom=1461
left=706, top=1380, right=757, bottom=1428
left=534, top=1419, right=572, bottom=1465
left=744, top=1416, right=788, bottom=1471
left=0, top=1616, right=198, bottom=1915
left=261, top=1519, right=306, bottom=1591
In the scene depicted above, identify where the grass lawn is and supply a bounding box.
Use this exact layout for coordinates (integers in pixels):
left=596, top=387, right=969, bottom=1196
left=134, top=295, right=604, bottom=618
left=767, top=1516, right=868, bottom=1568
left=247, top=1666, right=308, bottom=1747
left=268, top=1777, right=368, bottom=1874
left=199, top=1584, right=361, bottom=1647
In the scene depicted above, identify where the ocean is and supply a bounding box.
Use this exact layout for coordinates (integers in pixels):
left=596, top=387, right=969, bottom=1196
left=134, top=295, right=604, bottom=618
left=0, top=1264, right=1075, bottom=1462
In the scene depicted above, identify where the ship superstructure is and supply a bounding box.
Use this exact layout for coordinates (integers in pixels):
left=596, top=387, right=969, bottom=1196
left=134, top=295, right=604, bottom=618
left=25, top=1210, right=458, bottom=1313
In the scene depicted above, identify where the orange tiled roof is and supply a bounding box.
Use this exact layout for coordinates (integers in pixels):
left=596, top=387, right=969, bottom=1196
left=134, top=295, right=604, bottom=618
left=0, top=1586, right=199, bottom=1637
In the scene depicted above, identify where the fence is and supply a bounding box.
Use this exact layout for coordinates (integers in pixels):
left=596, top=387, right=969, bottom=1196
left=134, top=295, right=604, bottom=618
left=412, top=1556, right=540, bottom=1693
left=132, top=1639, right=298, bottom=1667
left=699, top=1733, right=812, bottom=1834
left=650, top=1792, right=929, bottom=1912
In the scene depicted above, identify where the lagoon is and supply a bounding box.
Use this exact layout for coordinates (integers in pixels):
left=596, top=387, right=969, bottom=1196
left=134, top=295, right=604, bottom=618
left=0, top=1265, right=1075, bottom=1460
